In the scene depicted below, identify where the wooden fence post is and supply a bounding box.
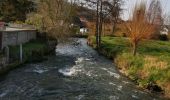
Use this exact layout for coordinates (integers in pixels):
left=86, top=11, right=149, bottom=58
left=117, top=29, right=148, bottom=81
left=20, top=44, right=23, bottom=63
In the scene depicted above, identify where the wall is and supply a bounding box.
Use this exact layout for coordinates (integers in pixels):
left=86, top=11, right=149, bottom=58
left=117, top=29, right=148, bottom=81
left=1, top=30, right=36, bottom=49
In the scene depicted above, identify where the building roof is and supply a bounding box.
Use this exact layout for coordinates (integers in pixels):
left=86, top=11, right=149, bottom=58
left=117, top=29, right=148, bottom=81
left=0, top=27, right=36, bottom=32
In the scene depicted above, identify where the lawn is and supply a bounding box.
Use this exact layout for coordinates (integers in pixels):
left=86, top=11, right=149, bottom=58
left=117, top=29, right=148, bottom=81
left=89, top=36, right=170, bottom=97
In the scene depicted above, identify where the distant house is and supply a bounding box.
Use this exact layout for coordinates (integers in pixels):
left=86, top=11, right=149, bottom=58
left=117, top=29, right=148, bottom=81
left=72, top=16, right=89, bottom=35
left=80, top=28, right=88, bottom=34
left=0, top=23, right=36, bottom=50
left=78, top=17, right=88, bottom=35
left=160, top=26, right=169, bottom=35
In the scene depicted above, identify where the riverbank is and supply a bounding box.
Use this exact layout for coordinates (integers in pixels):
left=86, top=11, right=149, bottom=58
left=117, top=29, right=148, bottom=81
left=88, top=36, right=170, bottom=98
left=0, top=38, right=164, bottom=99
left=0, top=39, right=56, bottom=75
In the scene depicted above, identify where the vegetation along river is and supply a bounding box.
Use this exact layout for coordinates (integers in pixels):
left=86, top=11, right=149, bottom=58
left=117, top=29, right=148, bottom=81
left=0, top=38, right=164, bottom=100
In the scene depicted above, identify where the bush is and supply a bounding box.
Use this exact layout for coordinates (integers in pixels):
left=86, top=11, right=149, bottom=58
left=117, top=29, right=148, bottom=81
left=159, top=34, right=168, bottom=41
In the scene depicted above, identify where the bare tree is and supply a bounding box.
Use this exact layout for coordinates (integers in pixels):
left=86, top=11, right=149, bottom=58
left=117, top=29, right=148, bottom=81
left=36, top=0, right=76, bottom=41
left=82, top=0, right=122, bottom=49
left=164, top=14, right=170, bottom=25
left=102, top=0, right=123, bottom=34
left=147, top=0, right=163, bottom=25
left=147, top=0, right=163, bottom=39
left=124, top=1, right=156, bottom=56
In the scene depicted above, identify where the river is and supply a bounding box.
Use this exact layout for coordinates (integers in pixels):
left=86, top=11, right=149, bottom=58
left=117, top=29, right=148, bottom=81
left=0, top=38, right=164, bottom=100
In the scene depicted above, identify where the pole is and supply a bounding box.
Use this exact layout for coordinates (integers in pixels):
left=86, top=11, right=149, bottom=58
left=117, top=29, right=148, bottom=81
left=6, top=46, right=9, bottom=63
left=4, top=46, right=9, bottom=64
left=20, top=44, right=23, bottom=63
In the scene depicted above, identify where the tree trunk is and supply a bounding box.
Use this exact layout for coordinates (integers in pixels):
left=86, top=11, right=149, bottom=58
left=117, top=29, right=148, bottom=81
left=95, top=0, right=99, bottom=50
left=112, top=22, right=115, bottom=35
left=132, top=43, right=137, bottom=56
left=99, top=0, right=103, bottom=48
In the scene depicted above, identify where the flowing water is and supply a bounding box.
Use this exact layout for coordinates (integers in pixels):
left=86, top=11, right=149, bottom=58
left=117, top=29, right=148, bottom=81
left=0, top=38, right=164, bottom=100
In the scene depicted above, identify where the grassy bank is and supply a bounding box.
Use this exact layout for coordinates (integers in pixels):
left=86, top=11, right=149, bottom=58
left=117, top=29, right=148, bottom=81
left=89, top=36, right=170, bottom=98
left=9, top=40, right=49, bottom=63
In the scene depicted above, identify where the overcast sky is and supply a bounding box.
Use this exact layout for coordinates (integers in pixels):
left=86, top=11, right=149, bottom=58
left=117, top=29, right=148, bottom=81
left=122, top=0, right=170, bottom=20
left=78, top=0, right=170, bottom=20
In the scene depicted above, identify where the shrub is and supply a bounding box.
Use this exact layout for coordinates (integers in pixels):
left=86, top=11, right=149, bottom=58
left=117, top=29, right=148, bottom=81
left=159, top=34, right=169, bottom=41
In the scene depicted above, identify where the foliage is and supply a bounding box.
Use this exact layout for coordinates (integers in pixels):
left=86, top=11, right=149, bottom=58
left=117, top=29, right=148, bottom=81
left=34, top=0, right=76, bottom=41
left=159, top=34, right=169, bottom=41
left=0, top=0, right=35, bottom=22
left=26, top=13, right=44, bottom=32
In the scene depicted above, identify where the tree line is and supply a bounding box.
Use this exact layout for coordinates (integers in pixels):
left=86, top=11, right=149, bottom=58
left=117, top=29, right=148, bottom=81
left=79, top=0, right=123, bottom=49
left=0, top=0, right=123, bottom=42
left=0, top=0, right=168, bottom=56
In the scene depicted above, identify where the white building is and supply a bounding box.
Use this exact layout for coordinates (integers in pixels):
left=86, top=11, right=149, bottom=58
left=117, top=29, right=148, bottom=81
left=160, top=27, right=169, bottom=35
left=80, top=28, right=88, bottom=34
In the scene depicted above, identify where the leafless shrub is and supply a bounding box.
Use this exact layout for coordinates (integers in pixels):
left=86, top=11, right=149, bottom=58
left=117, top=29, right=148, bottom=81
left=124, top=1, right=156, bottom=56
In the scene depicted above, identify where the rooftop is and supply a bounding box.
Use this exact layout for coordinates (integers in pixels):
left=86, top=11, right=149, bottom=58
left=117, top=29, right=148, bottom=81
left=5, top=27, right=36, bottom=31
left=0, top=27, right=36, bottom=32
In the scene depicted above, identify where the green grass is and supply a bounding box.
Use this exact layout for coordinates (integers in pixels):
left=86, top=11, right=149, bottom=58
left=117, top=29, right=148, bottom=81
left=101, top=36, right=170, bottom=56
left=0, top=40, right=50, bottom=75
left=9, top=40, right=48, bottom=62
left=101, top=37, right=170, bottom=62
left=90, top=36, right=170, bottom=97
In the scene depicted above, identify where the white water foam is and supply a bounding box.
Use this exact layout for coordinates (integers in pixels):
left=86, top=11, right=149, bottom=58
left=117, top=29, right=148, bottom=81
left=101, top=68, right=108, bottom=71
left=76, top=94, right=85, bottom=100
left=33, top=69, right=48, bottom=74
left=132, top=94, right=139, bottom=99
left=75, top=57, right=84, bottom=64
left=109, top=82, right=116, bottom=86
left=86, top=71, right=92, bottom=77
left=122, top=81, right=129, bottom=84
left=109, top=96, right=119, bottom=100
left=33, top=66, right=48, bottom=74
left=108, top=71, right=120, bottom=79
left=58, top=66, right=77, bottom=76
left=101, top=68, right=120, bottom=79
left=58, top=57, right=84, bottom=76
left=0, top=90, right=9, bottom=97
left=58, top=56, right=99, bottom=77
left=117, top=85, right=123, bottom=91
left=58, top=57, right=94, bottom=77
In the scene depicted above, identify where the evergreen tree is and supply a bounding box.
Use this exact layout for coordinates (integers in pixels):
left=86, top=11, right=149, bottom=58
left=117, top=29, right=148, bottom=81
left=0, top=0, right=35, bottom=22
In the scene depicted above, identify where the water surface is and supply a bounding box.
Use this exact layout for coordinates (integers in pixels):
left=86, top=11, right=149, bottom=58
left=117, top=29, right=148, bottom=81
left=0, top=38, right=163, bottom=100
